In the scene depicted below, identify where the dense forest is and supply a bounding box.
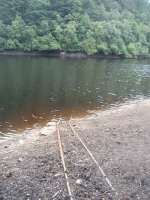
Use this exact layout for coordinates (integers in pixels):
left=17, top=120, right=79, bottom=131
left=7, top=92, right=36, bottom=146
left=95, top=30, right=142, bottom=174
left=0, top=0, right=150, bottom=57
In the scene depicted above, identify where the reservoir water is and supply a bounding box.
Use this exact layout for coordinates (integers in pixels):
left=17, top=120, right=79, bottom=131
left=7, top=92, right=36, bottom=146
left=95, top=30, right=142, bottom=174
left=0, top=56, right=150, bottom=133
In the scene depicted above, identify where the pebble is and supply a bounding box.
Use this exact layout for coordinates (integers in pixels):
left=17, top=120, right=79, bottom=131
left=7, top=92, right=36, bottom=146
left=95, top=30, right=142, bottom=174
left=47, top=122, right=56, bottom=127
left=18, top=157, right=23, bottom=162
left=116, top=141, right=121, bottom=145
left=54, top=172, right=63, bottom=177
left=6, top=171, right=12, bottom=178
left=76, top=179, right=82, bottom=185
left=19, top=140, right=24, bottom=145
left=40, top=125, right=56, bottom=136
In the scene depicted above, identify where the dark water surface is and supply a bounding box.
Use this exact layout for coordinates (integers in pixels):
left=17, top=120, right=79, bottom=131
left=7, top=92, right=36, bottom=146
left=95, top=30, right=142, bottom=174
left=0, top=56, right=150, bottom=133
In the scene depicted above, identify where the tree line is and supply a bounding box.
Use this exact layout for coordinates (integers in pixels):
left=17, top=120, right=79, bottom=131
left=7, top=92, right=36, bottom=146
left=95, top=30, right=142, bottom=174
left=0, top=0, right=150, bottom=57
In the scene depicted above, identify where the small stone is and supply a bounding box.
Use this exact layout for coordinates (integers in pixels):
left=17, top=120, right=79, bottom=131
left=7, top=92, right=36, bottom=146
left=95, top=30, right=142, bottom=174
left=26, top=194, right=31, bottom=200
left=6, top=172, right=12, bottom=178
left=116, top=141, right=121, bottom=145
left=40, top=125, right=56, bottom=136
left=54, top=172, right=63, bottom=177
left=40, top=132, right=48, bottom=136
left=76, top=179, right=82, bottom=185
left=40, top=127, right=49, bottom=136
left=47, top=122, right=56, bottom=127
left=18, top=157, right=23, bottom=162
left=19, top=140, right=24, bottom=145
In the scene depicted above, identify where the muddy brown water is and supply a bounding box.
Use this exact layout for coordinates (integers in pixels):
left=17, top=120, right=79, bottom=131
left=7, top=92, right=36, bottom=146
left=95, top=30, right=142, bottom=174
left=0, top=56, right=150, bottom=134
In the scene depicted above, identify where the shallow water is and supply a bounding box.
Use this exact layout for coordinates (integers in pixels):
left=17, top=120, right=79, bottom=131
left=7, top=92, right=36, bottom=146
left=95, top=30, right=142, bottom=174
left=0, top=56, right=150, bottom=133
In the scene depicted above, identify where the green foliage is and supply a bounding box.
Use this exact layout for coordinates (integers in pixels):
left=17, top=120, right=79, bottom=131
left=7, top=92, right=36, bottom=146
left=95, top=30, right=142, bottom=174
left=32, top=33, right=60, bottom=51
left=6, top=39, right=16, bottom=49
left=81, top=30, right=97, bottom=55
left=62, top=21, right=79, bottom=51
left=0, top=0, right=149, bottom=56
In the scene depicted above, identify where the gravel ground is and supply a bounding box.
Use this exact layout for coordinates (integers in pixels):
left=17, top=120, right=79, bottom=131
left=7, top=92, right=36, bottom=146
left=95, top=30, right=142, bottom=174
left=0, top=100, right=150, bottom=199
left=60, top=121, right=115, bottom=200
left=72, top=100, right=150, bottom=199
left=0, top=128, right=68, bottom=200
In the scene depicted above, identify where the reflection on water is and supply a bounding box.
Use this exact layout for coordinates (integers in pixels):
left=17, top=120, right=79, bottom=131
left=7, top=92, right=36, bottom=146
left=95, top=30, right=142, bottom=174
left=0, top=56, right=150, bottom=133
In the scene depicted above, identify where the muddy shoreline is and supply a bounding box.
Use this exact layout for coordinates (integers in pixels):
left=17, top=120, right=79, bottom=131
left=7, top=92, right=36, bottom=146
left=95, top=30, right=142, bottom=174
left=0, top=50, right=150, bottom=59
left=0, top=100, right=150, bottom=199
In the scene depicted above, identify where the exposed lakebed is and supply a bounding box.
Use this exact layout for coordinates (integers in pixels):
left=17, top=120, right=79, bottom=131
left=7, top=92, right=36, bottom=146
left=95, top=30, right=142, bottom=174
left=0, top=56, right=150, bottom=134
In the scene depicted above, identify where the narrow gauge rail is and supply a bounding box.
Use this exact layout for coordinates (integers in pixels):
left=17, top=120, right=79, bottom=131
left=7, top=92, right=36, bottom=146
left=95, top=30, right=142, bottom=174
left=57, top=119, right=120, bottom=200
left=57, top=120, right=74, bottom=200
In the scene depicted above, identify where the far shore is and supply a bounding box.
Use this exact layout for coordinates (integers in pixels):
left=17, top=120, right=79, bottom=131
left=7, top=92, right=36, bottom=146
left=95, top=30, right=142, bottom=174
left=0, top=50, right=150, bottom=59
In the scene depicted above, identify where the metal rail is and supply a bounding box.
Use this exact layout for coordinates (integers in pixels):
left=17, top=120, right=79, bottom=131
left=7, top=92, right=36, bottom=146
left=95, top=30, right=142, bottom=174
left=57, top=120, right=74, bottom=200
left=67, top=120, right=119, bottom=200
